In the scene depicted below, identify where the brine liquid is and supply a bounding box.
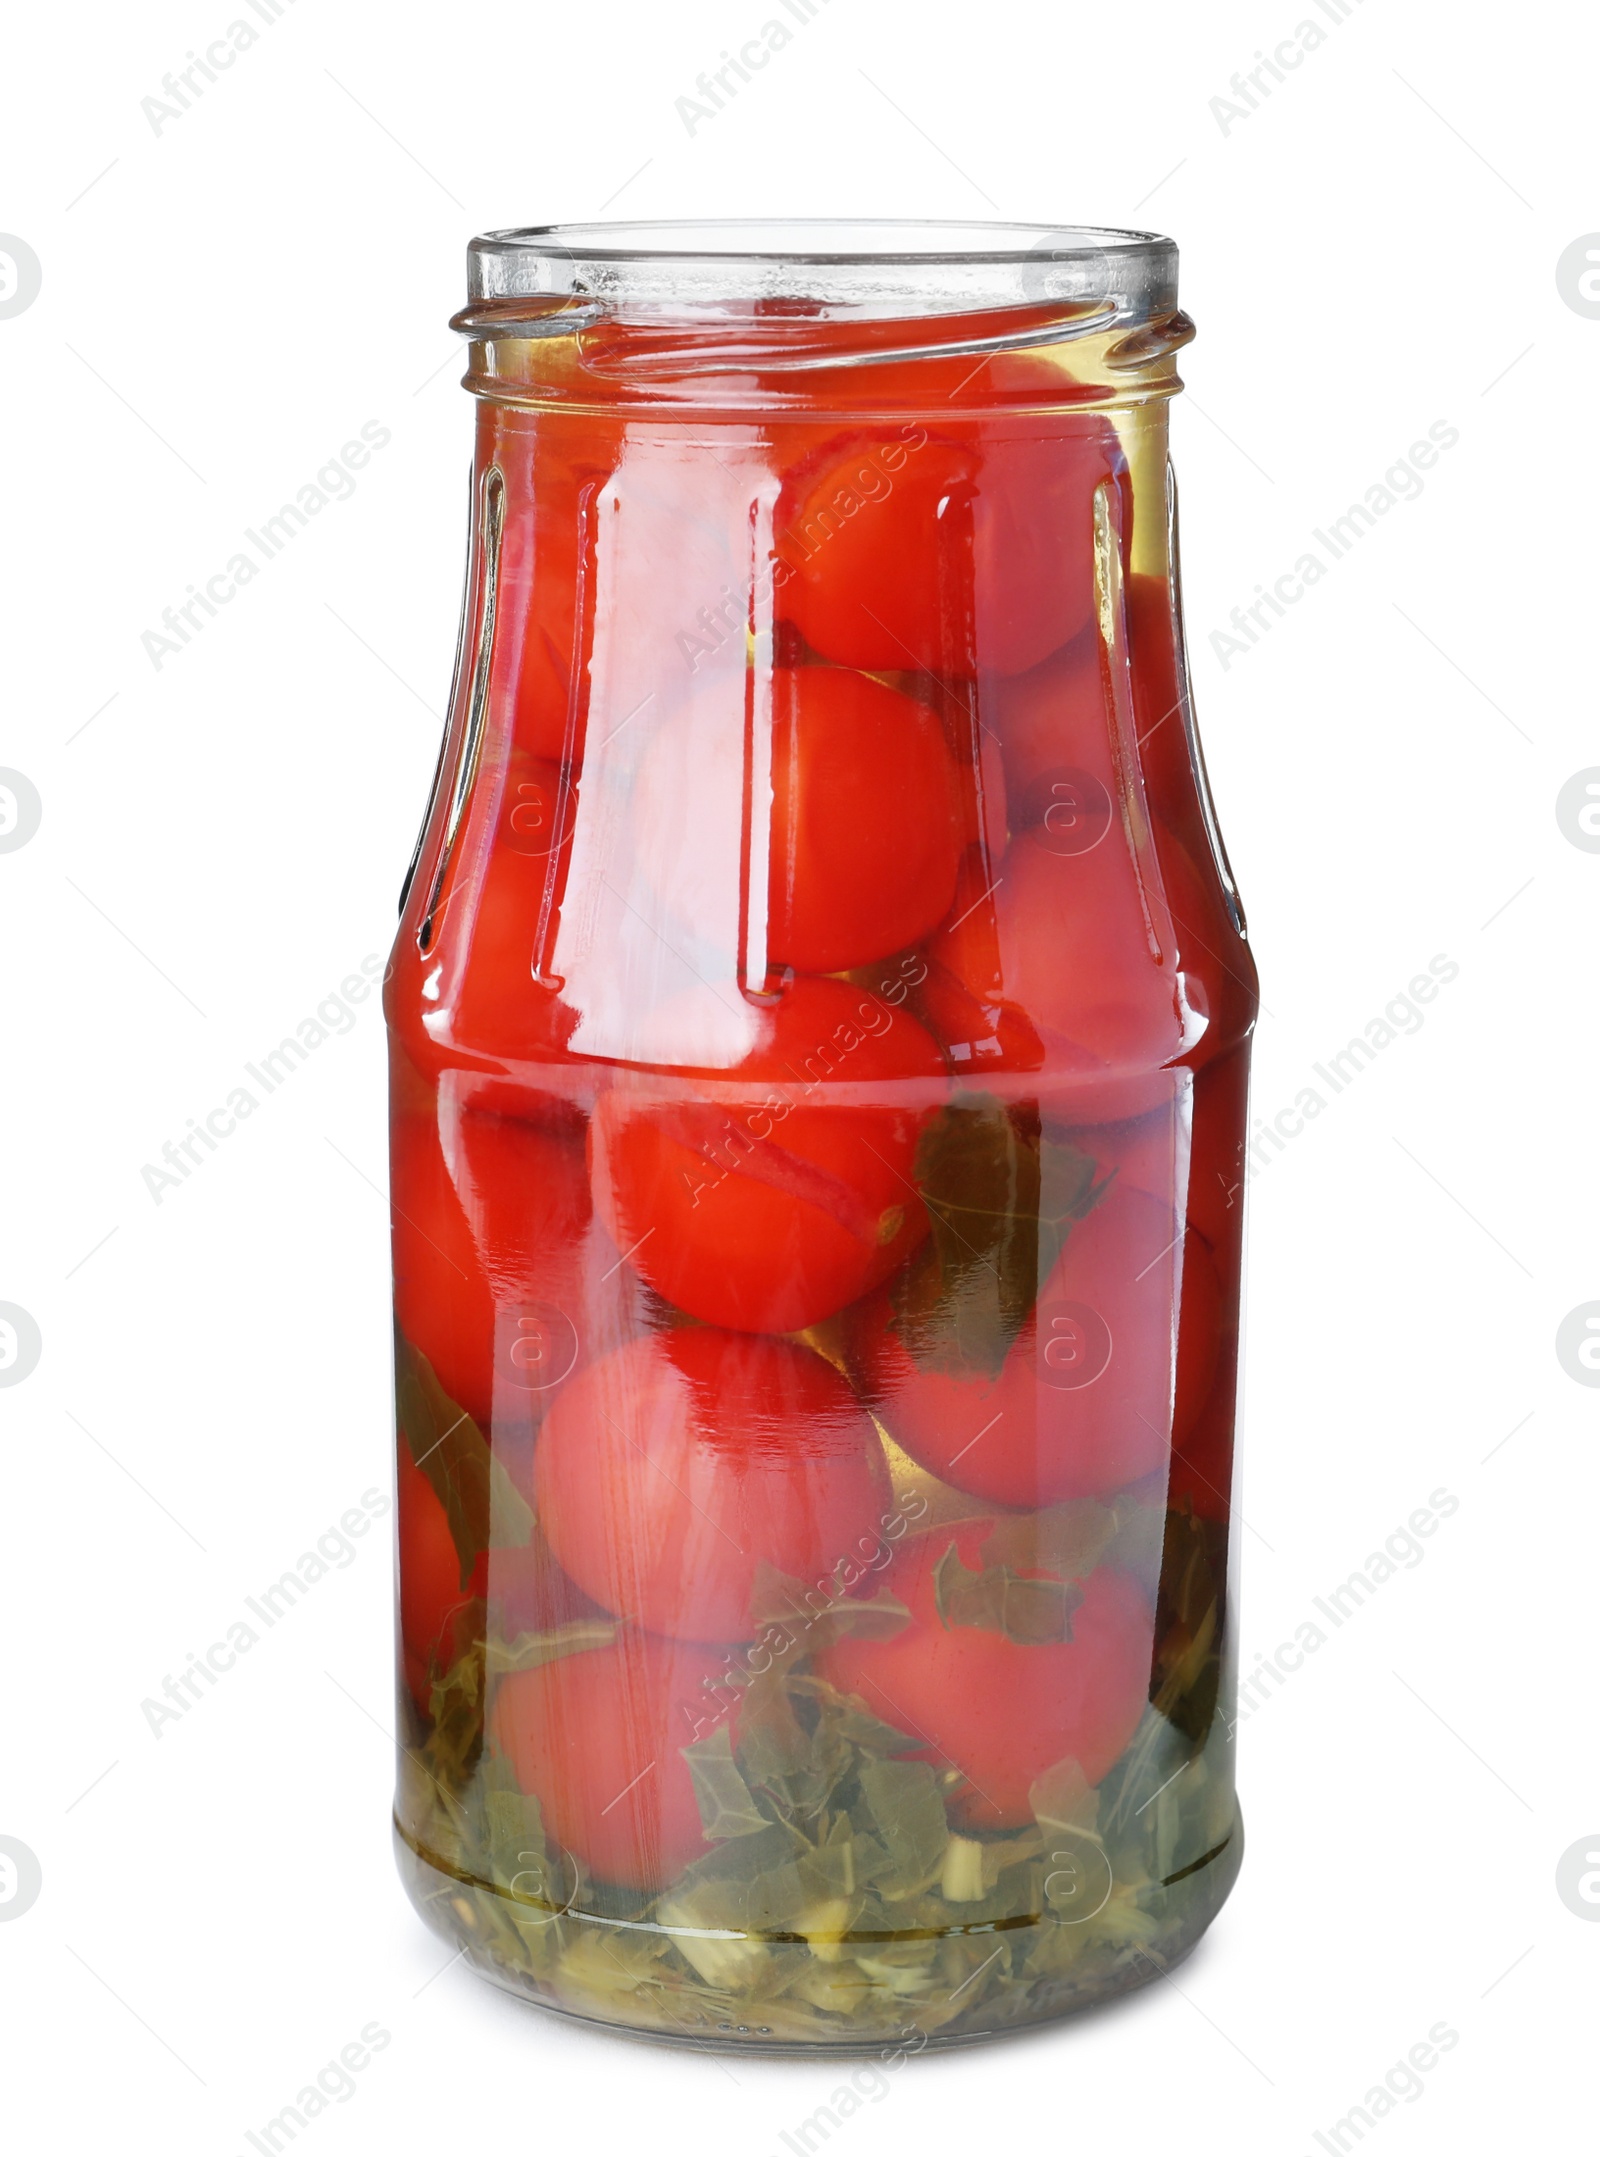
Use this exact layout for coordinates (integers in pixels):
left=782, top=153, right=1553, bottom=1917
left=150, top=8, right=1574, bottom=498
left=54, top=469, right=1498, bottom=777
left=387, top=306, right=1257, bottom=2048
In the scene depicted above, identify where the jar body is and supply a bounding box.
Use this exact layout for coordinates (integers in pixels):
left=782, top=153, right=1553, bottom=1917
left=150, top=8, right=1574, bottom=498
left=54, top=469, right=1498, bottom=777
left=386, top=242, right=1256, bottom=2051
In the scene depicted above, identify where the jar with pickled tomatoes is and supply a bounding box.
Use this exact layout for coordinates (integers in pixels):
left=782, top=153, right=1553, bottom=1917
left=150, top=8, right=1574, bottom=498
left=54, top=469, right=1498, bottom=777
left=385, top=220, right=1257, bottom=2052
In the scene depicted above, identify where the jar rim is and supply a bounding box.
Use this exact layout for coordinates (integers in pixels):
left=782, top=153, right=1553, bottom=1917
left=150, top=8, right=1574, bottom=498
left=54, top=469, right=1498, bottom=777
left=466, top=219, right=1177, bottom=322
left=474, top=218, right=1170, bottom=264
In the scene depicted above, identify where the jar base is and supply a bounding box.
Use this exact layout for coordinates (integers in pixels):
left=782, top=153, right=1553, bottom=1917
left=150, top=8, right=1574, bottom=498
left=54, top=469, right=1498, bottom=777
left=394, top=1808, right=1242, bottom=2056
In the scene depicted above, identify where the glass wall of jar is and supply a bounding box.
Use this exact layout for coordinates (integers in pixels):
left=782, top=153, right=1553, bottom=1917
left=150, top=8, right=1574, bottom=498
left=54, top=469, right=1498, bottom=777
left=386, top=220, right=1258, bottom=2052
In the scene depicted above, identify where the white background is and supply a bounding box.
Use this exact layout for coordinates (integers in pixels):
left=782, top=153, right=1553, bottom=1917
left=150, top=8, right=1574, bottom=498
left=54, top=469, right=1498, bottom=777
left=2, top=0, right=1595, bottom=2148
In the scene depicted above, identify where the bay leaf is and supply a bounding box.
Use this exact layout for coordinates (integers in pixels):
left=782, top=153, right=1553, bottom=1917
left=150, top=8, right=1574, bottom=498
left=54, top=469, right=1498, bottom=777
left=396, top=1334, right=534, bottom=1588
left=981, top=1498, right=1120, bottom=1582
left=1151, top=1503, right=1227, bottom=1741
left=1028, top=1754, right=1099, bottom=1837
left=667, top=1824, right=810, bottom=1934
left=427, top=1632, right=487, bottom=1790
left=853, top=1757, right=949, bottom=1899
left=889, top=1097, right=1105, bottom=1378
left=485, top=1618, right=618, bottom=1676
left=748, top=1559, right=910, bottom=1653
left=788, top=1676, right=919, bottom=1758
left=682, top=1723, right=771, bottom=1842
left=732, top=1665, right=814, bottom=1793
left=795, top=1818, right=860, bottom=1907
left=932, top=1539, right=1085, bottom=1646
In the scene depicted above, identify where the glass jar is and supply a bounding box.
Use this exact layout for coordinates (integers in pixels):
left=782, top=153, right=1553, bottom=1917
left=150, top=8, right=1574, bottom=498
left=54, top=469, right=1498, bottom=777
left=385, top=219, right=1257, bottom=2052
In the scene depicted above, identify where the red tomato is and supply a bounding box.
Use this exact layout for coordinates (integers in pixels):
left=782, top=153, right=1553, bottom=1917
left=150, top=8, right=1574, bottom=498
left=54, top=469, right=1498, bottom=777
left=448, top=748, right=579, bottom=1058
left=390, top=1100, right=591, bottom=1427
left=985, top=625, right=1111, bottom=826
left=490, top=510, right=581, bottom=764
left=487, top=1521, right=610, bottom=1641
left=922, top=677, right=1009, bottom=863
left=917, top=815, right=1247, bottom=1117
left=445, top=804, right=579, bottom=1063
left=927, top=826, right=1195, bottom=1082
left=388, top=750, right=582, bottom=1077
left=821, top=1525, right=1151, bottom=1828
left=484, top=410, right=618, bottom=766
left=533, top=1328, right=891, bottom=1642
left=589, top=975, right=946, bottom=1334
left=1056, top=1081, right=1245, bottom=1260
left=913, top=938, right=1048, bottom=1075
left=397, top=1437, right=487, bottom=1712
left=1054, top=1098, right=1179, bottom=1200
left=845, top=1178, right=1220, bottom=1510
left=769, top=668, right=963, bottom=971
left=915, top=835, right=1185, bottom=1115
left=490, top=1631, right=727, bottom=1892
left=774, top=425, right=1120, bottom=678
left=634, top=667, right=963, bottom=977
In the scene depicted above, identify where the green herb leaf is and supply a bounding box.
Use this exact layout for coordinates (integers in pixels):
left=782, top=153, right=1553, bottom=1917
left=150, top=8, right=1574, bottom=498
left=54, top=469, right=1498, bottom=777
left=427, top=1631, right=488, bottom=1791
left=482, top=1786, right=547, bottom=1877
left=796, top=1817, right=862, bottom=1912
left=1028, top=1754, right=1099, bottom=1837
left=853, top=1758, right=949, bottom=1899
left=889, top=1098, right=1104, bottom=1378
left=396, top=1334, right=534, bottom=1588
left=732, top=1666, right=815, bottom=1795
left=787, top=1676, right=919, bottom=1758
left=1151, top=1504, right=1228, bottom=1741
left=932, top=1539, right=1085, bottom=1646
left=485, top=1618, right=618, bottom=1676
left=682, top=1724, right=772, bottom=1842
left=475, top=1748, right=566, bottom=1903
left=749, top=1561, right=911, bottom=1653
left=667, top=1824, right=810, bottom=1935
left=979, top=1498, right=1121, bottom=1583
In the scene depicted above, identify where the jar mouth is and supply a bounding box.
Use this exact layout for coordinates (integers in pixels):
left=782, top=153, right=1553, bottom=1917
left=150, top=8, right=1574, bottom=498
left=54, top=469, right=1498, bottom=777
left=477, top=218, right=1167, bottom=263
left=468, top=218, right=1176, bottom=322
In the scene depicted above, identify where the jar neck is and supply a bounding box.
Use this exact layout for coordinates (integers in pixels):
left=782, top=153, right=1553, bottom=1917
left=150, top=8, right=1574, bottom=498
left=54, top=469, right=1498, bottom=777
left=452, top=298, right=1194, bottom=418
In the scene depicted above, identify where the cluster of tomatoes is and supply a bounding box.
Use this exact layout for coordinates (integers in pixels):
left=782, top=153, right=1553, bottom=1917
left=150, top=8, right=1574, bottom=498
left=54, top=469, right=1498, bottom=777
left=391, top=411, right=1252, bottom=1896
